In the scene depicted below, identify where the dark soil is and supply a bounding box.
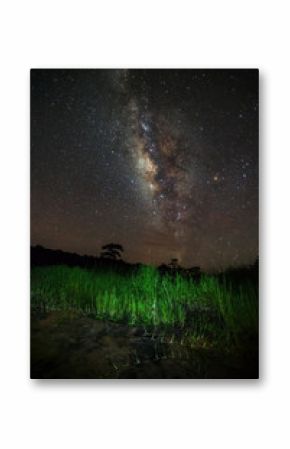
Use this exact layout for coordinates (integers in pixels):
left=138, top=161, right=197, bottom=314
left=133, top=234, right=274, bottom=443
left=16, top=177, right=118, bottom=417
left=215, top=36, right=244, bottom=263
left=31, top=311, right=258, bottom=379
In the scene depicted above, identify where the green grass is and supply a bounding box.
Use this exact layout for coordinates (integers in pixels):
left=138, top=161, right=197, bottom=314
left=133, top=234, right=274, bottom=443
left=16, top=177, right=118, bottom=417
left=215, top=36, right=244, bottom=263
left=31, top=265, right=258, bottom=348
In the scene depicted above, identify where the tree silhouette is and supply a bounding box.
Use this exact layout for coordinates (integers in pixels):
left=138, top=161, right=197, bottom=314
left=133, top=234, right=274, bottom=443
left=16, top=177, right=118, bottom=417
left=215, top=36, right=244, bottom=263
left=168, top=258, right=179, bottom=270
left=100, top=243, right=124, bottom=260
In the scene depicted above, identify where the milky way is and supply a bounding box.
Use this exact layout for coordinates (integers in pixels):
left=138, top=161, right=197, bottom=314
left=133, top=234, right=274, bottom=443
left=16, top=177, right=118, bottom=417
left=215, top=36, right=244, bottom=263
left=31, top=69, right=258, bottom=270
left=120, top=90, right=197, bottom=262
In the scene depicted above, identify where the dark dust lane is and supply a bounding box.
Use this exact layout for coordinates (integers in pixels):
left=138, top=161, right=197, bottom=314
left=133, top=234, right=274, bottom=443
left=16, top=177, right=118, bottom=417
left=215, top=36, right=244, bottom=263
left=31, top=312, right=258, bottom=379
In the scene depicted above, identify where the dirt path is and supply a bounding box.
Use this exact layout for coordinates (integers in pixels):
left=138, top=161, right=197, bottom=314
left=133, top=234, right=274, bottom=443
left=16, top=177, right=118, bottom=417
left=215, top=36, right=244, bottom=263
left=31, top=311, right=258, bottom=379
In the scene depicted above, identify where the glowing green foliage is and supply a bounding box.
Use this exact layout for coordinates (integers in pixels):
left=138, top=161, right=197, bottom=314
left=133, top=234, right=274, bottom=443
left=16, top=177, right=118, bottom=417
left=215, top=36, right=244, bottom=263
left=31, top=265, right=258, bottom=347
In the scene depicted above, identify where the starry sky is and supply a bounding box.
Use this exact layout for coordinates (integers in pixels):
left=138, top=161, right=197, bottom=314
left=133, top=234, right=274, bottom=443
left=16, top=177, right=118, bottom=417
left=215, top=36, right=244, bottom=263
left=31, top=69, right=258, bottom=271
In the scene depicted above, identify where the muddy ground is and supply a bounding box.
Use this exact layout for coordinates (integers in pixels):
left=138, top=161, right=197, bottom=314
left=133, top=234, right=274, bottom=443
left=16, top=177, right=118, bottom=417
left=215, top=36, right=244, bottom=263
left=31, top=311, right=258, bottom=379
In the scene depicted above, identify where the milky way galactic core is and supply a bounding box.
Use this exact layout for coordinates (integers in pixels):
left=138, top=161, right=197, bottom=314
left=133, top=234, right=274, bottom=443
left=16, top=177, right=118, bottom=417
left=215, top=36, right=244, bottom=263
left=31, top=69, right=258, bottom=270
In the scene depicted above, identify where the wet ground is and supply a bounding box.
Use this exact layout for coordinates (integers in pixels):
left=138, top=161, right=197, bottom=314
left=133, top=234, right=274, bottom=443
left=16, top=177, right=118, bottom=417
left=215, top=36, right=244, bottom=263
left=31, top=311, right=258, bottom=379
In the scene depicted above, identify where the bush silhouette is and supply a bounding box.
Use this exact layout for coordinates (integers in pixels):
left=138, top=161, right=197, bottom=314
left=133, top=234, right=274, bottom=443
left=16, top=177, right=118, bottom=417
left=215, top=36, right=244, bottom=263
left=100, top=243, right=124, bottom=260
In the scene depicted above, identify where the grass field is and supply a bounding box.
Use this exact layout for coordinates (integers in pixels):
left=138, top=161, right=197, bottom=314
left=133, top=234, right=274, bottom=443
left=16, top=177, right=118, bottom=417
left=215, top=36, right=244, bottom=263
left=31, top=265, right=258, bottom=349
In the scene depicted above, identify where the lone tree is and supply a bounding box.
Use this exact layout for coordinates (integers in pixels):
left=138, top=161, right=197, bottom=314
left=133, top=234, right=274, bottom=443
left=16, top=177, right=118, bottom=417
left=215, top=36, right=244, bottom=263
left=100, top=243, right=124, bottom=260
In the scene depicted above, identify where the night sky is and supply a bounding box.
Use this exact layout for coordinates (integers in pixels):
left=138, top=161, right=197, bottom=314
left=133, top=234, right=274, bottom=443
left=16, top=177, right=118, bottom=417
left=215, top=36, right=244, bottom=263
left=31, top=69, right=258, bottom=271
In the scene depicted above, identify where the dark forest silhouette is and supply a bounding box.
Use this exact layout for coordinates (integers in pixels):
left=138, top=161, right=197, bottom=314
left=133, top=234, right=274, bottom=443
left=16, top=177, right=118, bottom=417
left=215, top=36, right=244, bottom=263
left=31, top=244, right=258, bottom=286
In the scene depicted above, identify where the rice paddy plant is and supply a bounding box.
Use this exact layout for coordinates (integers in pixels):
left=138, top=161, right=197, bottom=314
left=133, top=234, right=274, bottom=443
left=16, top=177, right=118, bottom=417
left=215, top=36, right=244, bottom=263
left=31, top=265, right=258, bottom=347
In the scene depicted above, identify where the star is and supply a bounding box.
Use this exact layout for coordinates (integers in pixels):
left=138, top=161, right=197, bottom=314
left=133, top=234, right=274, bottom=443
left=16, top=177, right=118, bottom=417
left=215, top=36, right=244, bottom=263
left=31, top=68, right=258, bottom=270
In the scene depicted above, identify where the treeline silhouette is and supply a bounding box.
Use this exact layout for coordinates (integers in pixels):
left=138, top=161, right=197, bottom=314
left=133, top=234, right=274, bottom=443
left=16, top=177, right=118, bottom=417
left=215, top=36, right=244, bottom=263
left=31, top=244, right=258, bottom=286
left=31, top=244, right=201, bottom=279
left=31, top=244, right=140, bottom=275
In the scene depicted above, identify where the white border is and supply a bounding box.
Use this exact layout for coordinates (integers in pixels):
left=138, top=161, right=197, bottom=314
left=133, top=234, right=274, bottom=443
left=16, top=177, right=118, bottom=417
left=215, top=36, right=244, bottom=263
left=1, top=1, right=289, bottom=448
